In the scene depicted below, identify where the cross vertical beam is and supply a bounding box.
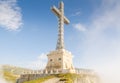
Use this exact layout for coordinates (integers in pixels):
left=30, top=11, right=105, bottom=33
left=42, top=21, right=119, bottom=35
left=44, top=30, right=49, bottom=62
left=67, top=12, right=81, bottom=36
left=58, top=2, right=64, bottom=49
left=51, top=1, right=70, bottom=50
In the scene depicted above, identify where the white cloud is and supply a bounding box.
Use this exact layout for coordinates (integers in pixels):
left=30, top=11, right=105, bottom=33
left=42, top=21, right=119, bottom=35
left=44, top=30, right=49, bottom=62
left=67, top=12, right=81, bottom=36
left=73, top=23, right=86, bottom=31
left=74, top=0, right=120, bottom=83
left=72, top=11, right=81, bottom=16
left=27, top=53, right=47, bottom=70
left=75, top=11, right=81, bottom=16
left=0, top=0, right=22, bottom=31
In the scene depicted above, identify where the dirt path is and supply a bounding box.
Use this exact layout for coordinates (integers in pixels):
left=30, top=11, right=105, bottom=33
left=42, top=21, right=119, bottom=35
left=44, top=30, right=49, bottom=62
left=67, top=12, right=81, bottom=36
left=42, top=77, right=60, bottom=83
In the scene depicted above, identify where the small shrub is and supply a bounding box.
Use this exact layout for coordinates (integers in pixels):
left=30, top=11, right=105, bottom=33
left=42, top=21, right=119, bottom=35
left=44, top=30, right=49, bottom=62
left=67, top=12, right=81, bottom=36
left=55, top=74, right=64, bottom=78
left=59, top=78, right=69, bottom=81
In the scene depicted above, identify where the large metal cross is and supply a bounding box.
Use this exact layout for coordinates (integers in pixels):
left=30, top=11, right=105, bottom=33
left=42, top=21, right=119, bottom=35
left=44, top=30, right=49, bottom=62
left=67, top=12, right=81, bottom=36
left=51, top=1, right=70, bottom=50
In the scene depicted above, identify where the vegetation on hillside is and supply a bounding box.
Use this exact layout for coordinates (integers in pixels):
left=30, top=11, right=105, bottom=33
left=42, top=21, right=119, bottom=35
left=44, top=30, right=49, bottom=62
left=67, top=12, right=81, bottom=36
left=2, top=65, right=79, bottom=83
left=55, top=73, right=79, bottom=83
left=2, top=65, right=99, bottom=83
left=2, top=65, right=32, bottom=75
left=3, top=71, right=18, bottom=83
left=2, top=65, right=32, bottom=83
left=24, top=73, right=79, bottom=83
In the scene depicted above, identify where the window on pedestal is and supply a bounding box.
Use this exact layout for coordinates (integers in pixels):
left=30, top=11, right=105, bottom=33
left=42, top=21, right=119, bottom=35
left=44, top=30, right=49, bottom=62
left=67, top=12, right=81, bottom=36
left=58, top=58, right=61, bottom=60
left=50, top=59, right=53, bottom=62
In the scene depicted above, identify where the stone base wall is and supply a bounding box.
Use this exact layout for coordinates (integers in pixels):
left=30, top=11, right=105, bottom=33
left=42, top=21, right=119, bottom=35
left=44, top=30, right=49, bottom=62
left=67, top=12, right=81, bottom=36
left=16, top=69, right=98, bottom=83
left=45, top=49, right=75, bottom=73
left=16, top=74, right=48, bottom=83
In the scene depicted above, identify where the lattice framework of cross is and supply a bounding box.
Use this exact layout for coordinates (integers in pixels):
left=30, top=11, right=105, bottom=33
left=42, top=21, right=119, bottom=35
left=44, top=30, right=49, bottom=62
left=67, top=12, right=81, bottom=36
left=51, top=1, right=70, bottom=50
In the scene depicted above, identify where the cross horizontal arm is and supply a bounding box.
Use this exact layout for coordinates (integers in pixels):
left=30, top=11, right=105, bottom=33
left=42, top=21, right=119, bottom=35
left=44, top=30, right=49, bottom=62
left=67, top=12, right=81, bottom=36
left=51, top=6, right=61, bottom=17
left=51, top=6, right=70, bottom=24
left=64, top=16, right=70, bottom=24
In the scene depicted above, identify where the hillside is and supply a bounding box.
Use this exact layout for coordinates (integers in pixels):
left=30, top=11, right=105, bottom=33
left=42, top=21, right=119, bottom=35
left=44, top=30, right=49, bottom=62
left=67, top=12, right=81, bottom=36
left=1, top=65, right=100, bottom=83
left=24, top=73, right=78, bottom=83
left=23, top=73, right=99, bottom=83
left=2, top=65, right=32, bottom=75
left=3, top=71, right=18, bottom=83
left=2, top=65, right=32, bottom=83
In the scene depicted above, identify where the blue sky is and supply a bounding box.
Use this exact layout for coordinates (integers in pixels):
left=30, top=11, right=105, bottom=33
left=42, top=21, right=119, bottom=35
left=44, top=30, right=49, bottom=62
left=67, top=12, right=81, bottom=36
left=0, top=0, right=101, bottom=67
left=0, top=0, right=120, bottom=82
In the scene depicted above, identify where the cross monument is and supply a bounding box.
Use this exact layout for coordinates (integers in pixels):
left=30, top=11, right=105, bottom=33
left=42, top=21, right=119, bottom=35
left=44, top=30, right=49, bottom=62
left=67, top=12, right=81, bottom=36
left=52, top=1, right=69, bottom=50
left=45, top=1, right=75, bottom=74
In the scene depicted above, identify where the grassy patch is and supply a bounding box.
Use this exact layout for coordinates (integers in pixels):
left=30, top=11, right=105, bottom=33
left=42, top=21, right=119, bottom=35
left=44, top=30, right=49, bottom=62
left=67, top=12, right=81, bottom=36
left=3, top=71, right=18, bottom=83
left=23, top=73, right=78, bottom=83
left=3, top=70, right=79, bottom=83
left=56, top=73, right=78, bottom=83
